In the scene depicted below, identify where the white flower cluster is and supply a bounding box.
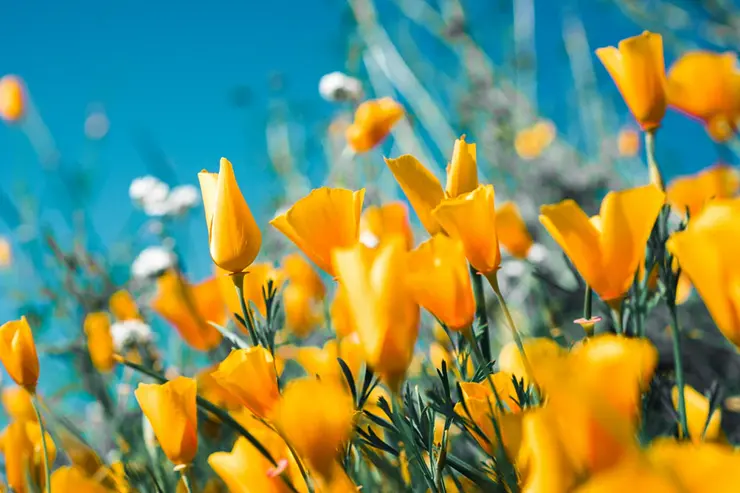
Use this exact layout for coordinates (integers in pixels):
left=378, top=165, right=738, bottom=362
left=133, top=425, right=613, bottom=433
left=319, top=72, right=363, bottom=102
left=111, top=319, right=153, bottom=352
left=128, top=175, right=200, bottom=218
left=131, top=245, right=175, bottom=280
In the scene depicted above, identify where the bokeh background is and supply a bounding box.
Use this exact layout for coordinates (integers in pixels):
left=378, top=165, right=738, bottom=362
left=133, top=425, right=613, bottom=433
left=1, top=0, right=739, bottom=414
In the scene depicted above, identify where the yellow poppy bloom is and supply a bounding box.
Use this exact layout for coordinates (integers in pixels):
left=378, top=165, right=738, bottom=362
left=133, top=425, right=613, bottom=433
left=667, top=199, right=740, bottom=348
left=596, top=31, right=667, bottom=130
left=281, top=253, right=325, bottom=301
left=0, top=316, right=39, bottom=393
left=198, top=157, right=262, bottom=273
left=454, top=373, right=523, bottom=459
left=329, top=283, right=355, bottom=338
left=407, top=234, right=475, bottom=331
left=271, top=188, right=365, bottom=276
left=151, top=271, right=225, bottom=351
left=666, top=164, right=740, bottom=219
left=332, top=237, right=419, bottom=390
left=496, top=202, right=533, bottom=259
left=672, top=384, right=724, bottom=443
left=445, top=135, right=478, bottom=198
left=617, top=127, right=640, bottom=157
left=345, top=97, right=403, bottom=153
left=108, top=290, right=141, bottom=321
left=292, top=335, right=364, bottom=386
left=195, top=364, right=243, bottom=411
left=50, top=466, right=109, bottom=493
left=2, top=420, right=57, bottom=493
left=359, top=201, right=414, bottom=250
left=0, top=75, right=25, bottom=123
left=667, top=51, right=740, bottom=142
left=540, top=184, right=665, bottom=303
left=83, top=312, right=115, bottom=373
left=1, top=386, right=36, bottom=422
left=212, top=347, right=280, bottom=419
left=134, top=376, right=198, bottom=467
left=498, top=337, right=565, bottom=388
left=385, top=135, right=479, bottom=236
left=275, top=378, right=355, bottom=478
left=433, top=184, right=501, bottom=275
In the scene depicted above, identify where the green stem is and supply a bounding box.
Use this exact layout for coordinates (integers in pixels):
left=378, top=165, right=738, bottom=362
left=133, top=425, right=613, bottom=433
left=669, top=304, right=690, bottom=439
left=31, top=395, right=52, bottom=493
left=469, top=265, right=491, bottom=362
left=484, top=273, right=538, bottom=404
left=645, top=129, right=664, bottom=191
left=583, top=285, right=593, bottom=320
left=232, top=273, right=259, bottom=347
left=178, top=467, right=196, bottom=493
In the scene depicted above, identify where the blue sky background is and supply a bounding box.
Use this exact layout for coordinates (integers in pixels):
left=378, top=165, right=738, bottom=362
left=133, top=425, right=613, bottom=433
left=0, top=0, right=733, bottom=399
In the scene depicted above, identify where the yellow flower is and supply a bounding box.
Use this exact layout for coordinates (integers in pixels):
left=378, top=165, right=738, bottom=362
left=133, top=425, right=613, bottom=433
left=498, top=337, right=565, bottom=388
left=496, top=202, right=533, bottom=259
left=0, top=316, right=39, bottom=393
left=283, top=284, right=323, bottom=339
left=666, top=164, right=740, bottom=218
left=108, top=290, right=141, bottom=321
left=433, top=184, right=501, bottom=275
left=271, top=188, right=365, bottom=276
left=275, top=378, right=355, bottom=478
left=293, top=335, right=364, bottom=386
left=281, top=253, right=325, bottom=301
left=198, top=157, right=262, bottom=273
left=50, top=466, right=109, bottom=493
left=596, top=31, right=667, bottom=130
left=216, top=262, right=282, bottom=321
left=332, top=237, right=419, bottom=390
left=407, top=234, right=475, bottom=331
left=540, top=184, right=665, bottom=303
left=83, top=312, right=115, bottom=373
left=329, top=283, right=356, bottom=339
left=1, top=386, right=36, bottom=422
left=667, top=199, right=740, bottom=348
left=617, top=127, right=640, bottom=157
left=454, top=373, right=523, bottom=459
left=514, top=121, right=556, bottom=160
left=345, top=97, right=404, bottom=153
left=212, top=347, right=280, bottom=419
left=385, top=135, right=479, bottom=236
left=359, top=202, right=414, bottom=250
left=151, top=270, right=225, bottom=351
left=134, top=376, right=198, bottom=466
left=0, top=75, right=25, bottom=123
left=195, top=365, right=243, bottom=411
left=445, top=135, right=478, bottom=198
left=667, top=51, right=740, bottom=142
left=518, top=408, right=578, bottom=493
left=2, top=420, right=57, bottom=493
left=672, top=384, right=724, bottom=443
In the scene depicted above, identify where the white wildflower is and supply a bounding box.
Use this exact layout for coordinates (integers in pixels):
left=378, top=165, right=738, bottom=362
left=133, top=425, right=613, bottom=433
left=527, top=243, right=549, bottom=264
left=165, top=184, right=200, bottom=216
left=131, top=246, right=175, bottom=279
left=111, top=320, right=153, bottom=351
left=319, top=71, right=363, bottom=102
left=129, top=176, right=167, bottom=204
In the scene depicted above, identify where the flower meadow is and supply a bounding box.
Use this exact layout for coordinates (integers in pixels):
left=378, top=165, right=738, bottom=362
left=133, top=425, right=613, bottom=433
left=4, top=19, right=740, bottom=493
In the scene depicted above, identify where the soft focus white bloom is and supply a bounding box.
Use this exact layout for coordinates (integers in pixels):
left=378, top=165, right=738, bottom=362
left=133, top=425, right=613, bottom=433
left=131, top=246, right=175, bottom=279
left=129, top=176, right=167, bottom=204
left=165, top=184, right=200, bottom=216
left=501, top=260, right=527, bottom=279
left=319, top=71, right=363, bottom=102
left=111, top=320, right=153, bottom=351
left=527, top=243, right=549, bottom=264
left=84, top=111, right=109, bottom=140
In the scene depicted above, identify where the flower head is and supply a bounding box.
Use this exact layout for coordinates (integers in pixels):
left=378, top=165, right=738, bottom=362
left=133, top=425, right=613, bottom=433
left=0, top=75, right=25, bottom=122
left=596, top=31, right=667, bottom=130
left=496, top=201, right=534, bottom=259
left=198, top=158, right=262, bottom=273
left=271, top=187, right=365, bottom=276
left=134, top=376, right=198, bottom=466
left=666, top=164, right=740, bottom=219
left=346, top=98, right=403, bottom=152
left=83, top=312, right=115, bottom=373
left=212, top=347, right=280, bottom=419
left=0, top=316, right=39, bottom=393
left=359, top=201, right=414, bottom=250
